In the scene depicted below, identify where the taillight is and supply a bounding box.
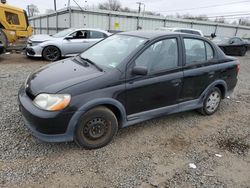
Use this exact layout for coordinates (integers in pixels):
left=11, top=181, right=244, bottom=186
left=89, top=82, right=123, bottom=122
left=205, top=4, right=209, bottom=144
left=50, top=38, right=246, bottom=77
left=237, top=64, right=240, bottom=73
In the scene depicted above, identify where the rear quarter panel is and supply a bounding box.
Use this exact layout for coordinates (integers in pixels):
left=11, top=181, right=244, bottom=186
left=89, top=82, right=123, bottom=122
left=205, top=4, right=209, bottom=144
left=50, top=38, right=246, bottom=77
left=218, top=60, right=238, bottom=92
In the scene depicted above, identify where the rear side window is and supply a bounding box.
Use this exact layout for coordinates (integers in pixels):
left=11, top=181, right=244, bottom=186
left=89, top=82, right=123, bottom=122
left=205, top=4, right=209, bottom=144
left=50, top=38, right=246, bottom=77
left=180, top=30, right=193, bottom=34
left=5, top=11, right=20, bottom=25
left=89, top=31, right=105, bottom=39
left=184, top=38, right=214, bottom=65
left=192, top=31, right=201, bottom=36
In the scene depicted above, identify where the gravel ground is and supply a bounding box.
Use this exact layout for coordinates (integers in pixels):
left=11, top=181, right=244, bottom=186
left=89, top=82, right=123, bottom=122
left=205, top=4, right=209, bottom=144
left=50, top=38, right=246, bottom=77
left=0, top=53, right=249, bottom=188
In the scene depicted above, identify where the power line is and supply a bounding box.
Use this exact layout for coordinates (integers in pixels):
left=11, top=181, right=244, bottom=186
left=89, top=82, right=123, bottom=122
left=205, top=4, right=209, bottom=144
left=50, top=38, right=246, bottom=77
left=207, top=13, right=250, bottom=18
left=204, top=10, right=250, bottom=16
left=157, top=0, right=250, bottom=12
left=213, top=15, right=250, bottom=19
left=184, top=12, right=250, bottom=18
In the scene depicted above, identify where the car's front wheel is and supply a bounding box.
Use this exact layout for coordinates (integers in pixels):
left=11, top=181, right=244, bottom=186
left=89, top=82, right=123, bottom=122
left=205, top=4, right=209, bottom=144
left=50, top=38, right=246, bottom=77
left=74, top=106, right=118, bottom=149
left=42, top=46, right=61, bottom=61
left=198, top=87, right=222, bottom=115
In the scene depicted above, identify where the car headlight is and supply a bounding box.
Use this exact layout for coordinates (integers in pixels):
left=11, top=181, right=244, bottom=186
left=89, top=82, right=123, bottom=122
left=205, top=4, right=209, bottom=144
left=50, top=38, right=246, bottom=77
left=33, top=94, right=71, bottom=111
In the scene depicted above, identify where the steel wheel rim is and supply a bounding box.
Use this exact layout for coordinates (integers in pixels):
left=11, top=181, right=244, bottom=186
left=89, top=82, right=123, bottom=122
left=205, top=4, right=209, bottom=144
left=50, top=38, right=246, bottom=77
left=83, top=118, right=108, bottom=140
left=206, top=91, right=220, bottom=113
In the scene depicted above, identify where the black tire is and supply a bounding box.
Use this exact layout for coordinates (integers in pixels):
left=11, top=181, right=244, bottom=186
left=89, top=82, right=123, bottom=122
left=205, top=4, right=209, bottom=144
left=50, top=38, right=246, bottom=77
left=74, top=106, right=118, bottom=149
left=42, top=46, right=61, bottom=61
left=239, top=47, right=247, bottom=56
left=197, top=87, right=222, bottom=115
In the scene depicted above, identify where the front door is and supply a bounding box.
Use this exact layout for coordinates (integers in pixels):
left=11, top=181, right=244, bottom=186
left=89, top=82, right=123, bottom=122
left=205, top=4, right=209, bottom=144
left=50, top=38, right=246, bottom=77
left=125, top=37, right=183, bottom=115
left=62, top=30, right=91, bottom=55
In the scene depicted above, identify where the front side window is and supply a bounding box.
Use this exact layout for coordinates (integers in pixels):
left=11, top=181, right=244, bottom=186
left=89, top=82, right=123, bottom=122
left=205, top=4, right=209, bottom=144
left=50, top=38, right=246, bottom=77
left=5, top=11, right=20, bottom=25
left=80, top=35, right=146, bottom=68
left=70, top=30, right=87, bottom=39
left=135, top=38, right=178, bottom=73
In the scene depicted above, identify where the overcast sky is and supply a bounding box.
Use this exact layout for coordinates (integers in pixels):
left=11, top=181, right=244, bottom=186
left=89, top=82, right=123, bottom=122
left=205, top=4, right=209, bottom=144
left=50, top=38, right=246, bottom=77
left=6, top=0, right=250, bottom=19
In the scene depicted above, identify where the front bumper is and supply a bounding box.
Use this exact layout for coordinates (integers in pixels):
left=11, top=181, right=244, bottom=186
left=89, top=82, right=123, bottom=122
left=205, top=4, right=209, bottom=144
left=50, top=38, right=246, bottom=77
left=26, top=45, right=43, bottom=57
left=18, top=85, right=75, bottom=142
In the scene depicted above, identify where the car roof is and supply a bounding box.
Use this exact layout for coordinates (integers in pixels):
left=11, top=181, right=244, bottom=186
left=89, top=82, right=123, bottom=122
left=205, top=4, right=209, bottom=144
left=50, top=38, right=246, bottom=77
left=71, top=28, right=110, bottom=34
left=119, top=30, right=181, bottom=39
left=118, top=30, right=203, bottom=39
left=157, top=27, right=202, bottom=32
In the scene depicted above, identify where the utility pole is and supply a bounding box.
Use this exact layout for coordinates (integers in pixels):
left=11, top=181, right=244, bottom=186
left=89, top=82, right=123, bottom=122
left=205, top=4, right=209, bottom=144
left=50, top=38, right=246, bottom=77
left=27, top=5, right=30, bottom=17
left=136, top=2, right=144, bottom=30
left=239, top=18, right=242, bottom=25
left=54, top=0, right=57, bottom=11
left=137, top=2, right=142, bottom=14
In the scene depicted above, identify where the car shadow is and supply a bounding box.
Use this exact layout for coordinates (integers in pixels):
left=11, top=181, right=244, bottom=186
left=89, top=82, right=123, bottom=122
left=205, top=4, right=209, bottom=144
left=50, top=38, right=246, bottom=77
left=24, top=110, right=201, bottom=151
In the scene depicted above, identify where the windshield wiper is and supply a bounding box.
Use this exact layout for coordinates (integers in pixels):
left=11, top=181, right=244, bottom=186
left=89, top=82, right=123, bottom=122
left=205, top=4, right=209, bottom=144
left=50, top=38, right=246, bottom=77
left=73, top=56, right=89, bottom=67
left=80, top=57, right=103, bottom=72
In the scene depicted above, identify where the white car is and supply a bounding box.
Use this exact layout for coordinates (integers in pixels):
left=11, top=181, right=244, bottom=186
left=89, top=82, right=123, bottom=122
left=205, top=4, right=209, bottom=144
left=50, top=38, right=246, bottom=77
left=26, top=28, right=111, bottom=61
left=156, top=27, right=204, bottom=37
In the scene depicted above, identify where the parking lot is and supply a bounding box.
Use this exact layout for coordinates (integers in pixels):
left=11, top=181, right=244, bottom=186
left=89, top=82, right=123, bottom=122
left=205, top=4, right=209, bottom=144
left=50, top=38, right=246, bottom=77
left=0, top=53, right=249, bottom=187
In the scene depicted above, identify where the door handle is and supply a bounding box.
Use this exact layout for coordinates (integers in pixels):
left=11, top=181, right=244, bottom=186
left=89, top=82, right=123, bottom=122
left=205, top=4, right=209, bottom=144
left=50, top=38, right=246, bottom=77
left=208, top=71, right=215, bottom=78
left=171, top=79, right=182, bottom=87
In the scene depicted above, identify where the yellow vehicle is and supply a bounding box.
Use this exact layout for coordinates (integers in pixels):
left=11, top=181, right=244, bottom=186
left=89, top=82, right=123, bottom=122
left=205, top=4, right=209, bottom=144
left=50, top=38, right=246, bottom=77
left=0, top=2, right=32, bottom=46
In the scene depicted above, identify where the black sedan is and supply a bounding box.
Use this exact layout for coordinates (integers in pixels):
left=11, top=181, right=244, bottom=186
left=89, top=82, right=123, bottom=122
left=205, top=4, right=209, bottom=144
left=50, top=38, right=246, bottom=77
left=212, top=36, right=248, bottom=56
left=19, top=31, right=238, bottom=149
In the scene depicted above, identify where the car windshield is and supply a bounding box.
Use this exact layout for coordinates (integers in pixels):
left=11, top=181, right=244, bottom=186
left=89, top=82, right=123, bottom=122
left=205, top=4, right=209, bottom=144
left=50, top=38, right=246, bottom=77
left=80, top=35, right=146, bottom=68
left=52, top=29, right=75, bottom=38
left=212, top=36, right=230, bottom=44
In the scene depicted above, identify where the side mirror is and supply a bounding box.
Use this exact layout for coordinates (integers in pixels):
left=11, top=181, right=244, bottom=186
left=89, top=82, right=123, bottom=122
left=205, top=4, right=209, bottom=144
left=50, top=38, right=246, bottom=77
left=230, top=40, right=235, bottom=44
left=211, top=33, right=216, bottom=39
left=65, top=36, right=73, bottom=40
left=132, top=66, right=148, bottom=76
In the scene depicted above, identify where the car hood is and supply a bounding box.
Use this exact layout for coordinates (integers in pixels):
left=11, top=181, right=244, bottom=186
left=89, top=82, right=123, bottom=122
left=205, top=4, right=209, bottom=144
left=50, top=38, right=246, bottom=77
left=26, top=58, right=104, bottom=96
left=29, top=34, right=56, bottom=42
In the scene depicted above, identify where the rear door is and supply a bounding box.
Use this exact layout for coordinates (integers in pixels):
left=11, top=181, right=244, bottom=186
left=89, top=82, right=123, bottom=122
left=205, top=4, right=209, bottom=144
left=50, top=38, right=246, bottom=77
left=125, top=36, right=183, bottom=115
left=179, top=37, right=217, bottom=102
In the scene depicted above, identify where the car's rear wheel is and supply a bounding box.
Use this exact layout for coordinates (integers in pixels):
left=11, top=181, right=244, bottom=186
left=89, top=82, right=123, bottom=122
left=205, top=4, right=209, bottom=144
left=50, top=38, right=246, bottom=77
left=42, top=46, right=61, bottom=61
left=74, top=106, right=118, bottom=149
left=198, top=87, right=222, bottom=115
